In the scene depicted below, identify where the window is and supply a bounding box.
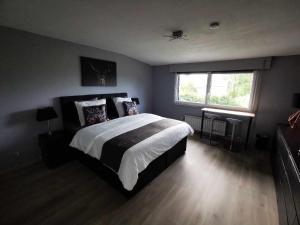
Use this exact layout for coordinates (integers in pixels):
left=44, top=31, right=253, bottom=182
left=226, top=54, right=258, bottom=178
left=177, top=73, right=208, bottom=104
left=175, top=71, right=257, bottom=111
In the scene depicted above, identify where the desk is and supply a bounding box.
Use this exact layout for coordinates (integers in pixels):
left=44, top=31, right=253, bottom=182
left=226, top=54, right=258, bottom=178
left=200, top=108, right=255, bottom=149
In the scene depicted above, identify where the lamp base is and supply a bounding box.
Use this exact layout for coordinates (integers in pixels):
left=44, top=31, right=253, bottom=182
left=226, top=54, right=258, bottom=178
left=288, top=110, right=300, bottom=128
left=47, top=120, right=53, bottom=136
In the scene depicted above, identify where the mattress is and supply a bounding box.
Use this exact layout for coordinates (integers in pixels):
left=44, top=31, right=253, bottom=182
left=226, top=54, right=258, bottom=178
left=70, top=113, right=194, bottom=190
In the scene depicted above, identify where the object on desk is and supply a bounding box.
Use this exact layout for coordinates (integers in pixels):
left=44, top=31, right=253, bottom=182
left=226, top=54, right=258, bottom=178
left=288, top=93, right=300, bottom=128
left=36, top=107, right=58, bottom=135
left=226, top=118, right=242, bottom=151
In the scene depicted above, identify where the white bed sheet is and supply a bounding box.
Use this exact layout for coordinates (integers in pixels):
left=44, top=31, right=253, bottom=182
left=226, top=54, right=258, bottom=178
left=70, top=113, right=193, bottom=190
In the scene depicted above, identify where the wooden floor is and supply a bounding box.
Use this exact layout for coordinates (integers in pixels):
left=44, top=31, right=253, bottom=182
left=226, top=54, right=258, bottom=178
left=0, top=136, right=279, bottom=225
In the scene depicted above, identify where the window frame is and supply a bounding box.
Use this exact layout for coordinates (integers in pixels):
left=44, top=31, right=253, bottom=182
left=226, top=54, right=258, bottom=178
left=174, top=71, right=259, bottom=112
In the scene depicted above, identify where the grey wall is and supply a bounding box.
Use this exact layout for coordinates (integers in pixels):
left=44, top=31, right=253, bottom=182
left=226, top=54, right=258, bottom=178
left=255, top=56, right=300, bottom=135
left=0, top=26, right=152, bottom=170
left=152, top=56, right=300, bottom=145
left=1, top=25, right=299, bottom=171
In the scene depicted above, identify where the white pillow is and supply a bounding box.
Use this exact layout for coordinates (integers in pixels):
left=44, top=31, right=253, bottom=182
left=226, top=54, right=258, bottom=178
left=113, top=97, right=132, bottom=117
left=75, top=99, right=106, bottom=126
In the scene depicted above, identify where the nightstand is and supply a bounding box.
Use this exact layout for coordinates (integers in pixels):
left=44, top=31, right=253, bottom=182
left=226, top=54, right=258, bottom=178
left=38, top=130, right=73, bottom=168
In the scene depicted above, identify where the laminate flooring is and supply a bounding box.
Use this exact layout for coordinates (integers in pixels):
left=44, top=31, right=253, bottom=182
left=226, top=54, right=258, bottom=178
left=0, top=136, right=278, bottom=225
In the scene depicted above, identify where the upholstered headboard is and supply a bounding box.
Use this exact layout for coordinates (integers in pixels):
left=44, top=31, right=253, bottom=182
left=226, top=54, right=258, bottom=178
left=60, top=93, right=127, bottom=133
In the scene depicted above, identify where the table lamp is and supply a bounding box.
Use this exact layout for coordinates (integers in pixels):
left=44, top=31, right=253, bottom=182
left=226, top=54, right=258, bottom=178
left=131, top=98, right=140, bottom=105
left=288, top=93, right=300, bottom=128
left=36, top=107, right=58, bottom=135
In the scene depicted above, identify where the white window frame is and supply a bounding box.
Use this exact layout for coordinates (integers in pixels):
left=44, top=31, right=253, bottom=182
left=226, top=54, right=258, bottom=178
left=174, top=71, right=259, bottom=112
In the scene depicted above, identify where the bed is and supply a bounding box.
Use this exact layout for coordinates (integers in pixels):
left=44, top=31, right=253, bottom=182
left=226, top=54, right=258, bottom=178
left=60, top=93, right=193, bottom=196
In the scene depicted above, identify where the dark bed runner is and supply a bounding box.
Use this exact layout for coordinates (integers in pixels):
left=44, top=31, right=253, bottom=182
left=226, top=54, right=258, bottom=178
left=100, top=118, right=182, bottom=172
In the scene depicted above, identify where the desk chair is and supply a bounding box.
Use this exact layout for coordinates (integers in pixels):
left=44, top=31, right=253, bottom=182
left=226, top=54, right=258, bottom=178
left=226, top=118, right=242, bottom=151
left=205, top=113, right=221, bottom=145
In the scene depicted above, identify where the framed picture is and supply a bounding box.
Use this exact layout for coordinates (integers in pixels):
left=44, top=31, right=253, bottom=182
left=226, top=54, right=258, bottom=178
left=80, top=56, right=117, bottom=86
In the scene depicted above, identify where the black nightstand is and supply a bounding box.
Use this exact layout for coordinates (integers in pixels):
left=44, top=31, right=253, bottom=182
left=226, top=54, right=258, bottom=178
left=38, top=130, right=73, bottom=168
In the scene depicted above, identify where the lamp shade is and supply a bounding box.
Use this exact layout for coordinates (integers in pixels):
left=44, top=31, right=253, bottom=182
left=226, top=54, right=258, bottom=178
left=36, top=107, right=57, bottom=121
left=292, top=93, right=300, bottom=109
left=131, top=97, right=140, bottom=105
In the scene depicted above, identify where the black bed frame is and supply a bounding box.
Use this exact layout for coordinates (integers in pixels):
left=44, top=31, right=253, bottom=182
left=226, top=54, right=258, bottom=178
left=60, top=93, right=187, bottom=196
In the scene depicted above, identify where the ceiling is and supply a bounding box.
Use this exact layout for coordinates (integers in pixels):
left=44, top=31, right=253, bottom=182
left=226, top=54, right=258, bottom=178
left=1, top=0, right=300, bottom=65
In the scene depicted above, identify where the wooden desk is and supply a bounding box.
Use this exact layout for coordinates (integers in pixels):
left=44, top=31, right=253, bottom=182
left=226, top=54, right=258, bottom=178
left=200, top=108, right=256, bottom=149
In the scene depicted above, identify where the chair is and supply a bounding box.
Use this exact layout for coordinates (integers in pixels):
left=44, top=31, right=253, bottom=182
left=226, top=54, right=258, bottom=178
left=226, top=118, right=242, bottom=151
left=205, top=113, right=220, bottom=145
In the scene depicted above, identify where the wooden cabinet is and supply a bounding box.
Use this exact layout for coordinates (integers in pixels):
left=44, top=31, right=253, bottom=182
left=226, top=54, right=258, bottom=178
left=273, top=126, right=300, bottom=225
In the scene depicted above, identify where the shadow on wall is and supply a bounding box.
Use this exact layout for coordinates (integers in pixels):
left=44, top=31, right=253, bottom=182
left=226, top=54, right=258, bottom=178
left=6, top=109, right=37, bottom=126
left=1, top=105, right=62, bottom=170
left=6, top=106, right=62, bottom=130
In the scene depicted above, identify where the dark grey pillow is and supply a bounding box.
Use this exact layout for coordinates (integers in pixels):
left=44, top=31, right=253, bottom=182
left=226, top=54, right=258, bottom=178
left=123, top=101, right=139, bottom=116
left=82, top=104, right=107, bottom=126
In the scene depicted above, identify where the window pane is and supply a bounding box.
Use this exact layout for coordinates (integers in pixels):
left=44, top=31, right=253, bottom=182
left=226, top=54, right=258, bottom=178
left=178, top=74, right=208, bottom=104
left=208, top=72, right=254, bottom=108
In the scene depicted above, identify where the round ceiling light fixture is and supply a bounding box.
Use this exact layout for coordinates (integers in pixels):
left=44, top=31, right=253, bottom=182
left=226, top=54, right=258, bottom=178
left=209, top=22, right=220, bottom=30
left=163, top=30, right=188, bottom=41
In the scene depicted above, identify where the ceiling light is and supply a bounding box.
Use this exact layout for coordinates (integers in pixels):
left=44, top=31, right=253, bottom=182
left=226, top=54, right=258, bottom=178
left=163, top=30, right=188, bottom=41
left=209, top=22, right=220, bottom=30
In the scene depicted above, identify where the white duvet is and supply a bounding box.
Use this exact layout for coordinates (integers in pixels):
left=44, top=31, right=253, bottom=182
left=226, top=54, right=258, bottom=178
left=70, top=113, right=194, bottom=190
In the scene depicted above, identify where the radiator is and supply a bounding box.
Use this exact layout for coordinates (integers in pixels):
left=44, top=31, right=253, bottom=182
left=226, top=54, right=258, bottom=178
left=184, top=115, right=227, bottom=136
